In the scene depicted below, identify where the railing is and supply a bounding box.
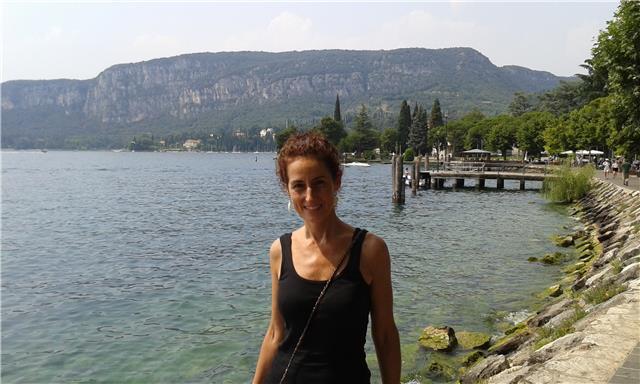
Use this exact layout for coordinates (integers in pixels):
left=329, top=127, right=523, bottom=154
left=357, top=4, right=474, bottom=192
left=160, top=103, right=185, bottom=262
left=438, top=161, right=549, bottom=175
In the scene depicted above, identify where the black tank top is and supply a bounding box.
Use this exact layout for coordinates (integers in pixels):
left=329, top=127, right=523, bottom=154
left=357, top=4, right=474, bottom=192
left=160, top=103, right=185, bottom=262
left=265, top=228, right=372, bottom=384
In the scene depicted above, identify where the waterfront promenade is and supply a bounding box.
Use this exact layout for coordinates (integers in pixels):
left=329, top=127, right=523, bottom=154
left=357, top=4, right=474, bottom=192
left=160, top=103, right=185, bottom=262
left=595, top=170, right=640, bottom=191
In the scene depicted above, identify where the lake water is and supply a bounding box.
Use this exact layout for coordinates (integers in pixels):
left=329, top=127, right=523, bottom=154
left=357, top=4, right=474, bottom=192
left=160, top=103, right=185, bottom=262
left=1, top=151, right=573, bottom=383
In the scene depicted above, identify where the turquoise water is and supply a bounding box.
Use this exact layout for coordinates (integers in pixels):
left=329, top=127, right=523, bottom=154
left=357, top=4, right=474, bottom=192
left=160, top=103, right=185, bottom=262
left=1, top=151, right=572, bottom=383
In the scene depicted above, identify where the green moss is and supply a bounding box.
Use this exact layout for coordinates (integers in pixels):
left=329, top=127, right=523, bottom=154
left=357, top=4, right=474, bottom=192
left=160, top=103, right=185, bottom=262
left=456, top=331, right=491, bottom=350
left=420, top=353, right=458, bottom=381
left=563, top=261, right=586, bottom=274
left=418, top=326, right=456, bottom=352
left=541, top=252, right=569, bottom=265
left=460, top=351, right=484, bottom=367
left=504, top=322, right=527, bottom=336
left=488, top=327, right=528, bottom=354
left=553, top=235, right=574, bottom=247
left=528, top=256, right=539, bottom=262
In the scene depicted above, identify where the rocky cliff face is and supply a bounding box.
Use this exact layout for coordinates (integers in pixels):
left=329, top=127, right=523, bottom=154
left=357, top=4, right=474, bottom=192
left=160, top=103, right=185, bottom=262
left=1, top=48, right=567, bottom=147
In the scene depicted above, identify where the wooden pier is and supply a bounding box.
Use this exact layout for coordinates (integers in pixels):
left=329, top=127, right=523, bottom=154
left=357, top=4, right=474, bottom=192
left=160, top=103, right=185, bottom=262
left=419, top=161, right=550, bottom=191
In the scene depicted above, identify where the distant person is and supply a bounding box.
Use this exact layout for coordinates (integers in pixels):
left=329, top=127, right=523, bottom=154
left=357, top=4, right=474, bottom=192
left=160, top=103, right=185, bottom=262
left=253, top=132, right=400, bottom=383
left=603, top=158, right=611, bottom=179
left=621, top=158, right=631, bottom=186
left=612, top=158, right=619, bottom=178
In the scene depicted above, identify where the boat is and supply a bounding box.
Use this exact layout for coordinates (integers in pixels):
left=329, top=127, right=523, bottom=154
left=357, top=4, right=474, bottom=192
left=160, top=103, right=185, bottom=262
left=344, top=162, right=370, bottom=167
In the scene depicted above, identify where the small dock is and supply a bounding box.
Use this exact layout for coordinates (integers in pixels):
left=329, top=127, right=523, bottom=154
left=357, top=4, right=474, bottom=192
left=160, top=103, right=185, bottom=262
left=391, top=157, right=554, bottom=203
left=424, top=161, right=549, bottom=190
left=417, top=161, right=551, bottom=190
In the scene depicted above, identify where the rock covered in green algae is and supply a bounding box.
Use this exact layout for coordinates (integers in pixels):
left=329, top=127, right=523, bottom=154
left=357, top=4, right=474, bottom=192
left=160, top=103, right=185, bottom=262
left=554, top=235, right=574, bottom=247
left=418, top=326, right=457, bottom=352
left=456, top=331, right=491, bottom=350
left=541, top=252, right=567, bottom=265
left=460, top=350, right=485, bottom=367
left=547, top=284, right=563, bottom=297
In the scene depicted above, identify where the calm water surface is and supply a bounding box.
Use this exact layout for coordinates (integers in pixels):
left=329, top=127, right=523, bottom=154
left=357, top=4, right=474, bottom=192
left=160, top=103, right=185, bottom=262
left=1, top=151, right=573, bottom=383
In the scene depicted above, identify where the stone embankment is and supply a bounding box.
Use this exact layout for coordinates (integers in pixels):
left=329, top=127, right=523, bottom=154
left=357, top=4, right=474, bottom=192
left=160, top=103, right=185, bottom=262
left=460, top=179, right=640, bottom=383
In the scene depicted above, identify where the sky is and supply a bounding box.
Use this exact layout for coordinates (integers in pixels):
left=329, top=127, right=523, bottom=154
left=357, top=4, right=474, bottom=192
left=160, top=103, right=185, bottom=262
left=1, top=1, right=619, bottom=82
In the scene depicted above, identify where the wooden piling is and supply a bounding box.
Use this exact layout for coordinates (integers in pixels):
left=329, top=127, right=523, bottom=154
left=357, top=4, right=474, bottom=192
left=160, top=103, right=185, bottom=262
left=456, top=178, right=464, bottom=188
left=392, top=154, right=405, bottom=204
left=520, top=179, right=526, bottom=190
left=497, top=178, right=504, bottom=189
left=412, top=156, right=420, bottom=195
left=477, top=178, right=485, bottom=190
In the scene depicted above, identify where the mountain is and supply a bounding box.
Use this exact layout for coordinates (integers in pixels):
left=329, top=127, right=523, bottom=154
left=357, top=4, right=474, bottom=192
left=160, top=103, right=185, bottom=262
left=1, top=48, right=568, bottom=149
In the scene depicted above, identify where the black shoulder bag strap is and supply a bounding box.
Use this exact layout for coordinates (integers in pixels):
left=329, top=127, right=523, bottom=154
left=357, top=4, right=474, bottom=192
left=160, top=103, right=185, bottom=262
left=279, top=228, right=366, bottom=384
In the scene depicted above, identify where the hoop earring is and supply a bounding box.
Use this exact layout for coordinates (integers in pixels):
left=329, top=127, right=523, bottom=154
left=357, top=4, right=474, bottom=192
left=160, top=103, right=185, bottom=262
left=287, top=200, right=292, bottom=212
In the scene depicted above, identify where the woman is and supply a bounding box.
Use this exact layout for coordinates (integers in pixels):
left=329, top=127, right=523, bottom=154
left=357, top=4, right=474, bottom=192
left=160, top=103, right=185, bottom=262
left=253, top=132, right=400, bottom=384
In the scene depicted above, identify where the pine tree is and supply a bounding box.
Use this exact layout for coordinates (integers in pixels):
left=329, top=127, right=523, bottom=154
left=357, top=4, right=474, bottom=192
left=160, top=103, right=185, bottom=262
left=429, top=98, right=444, bottom=129
left=408, top=104, right=428, bottom=155
left=397, top=100, right=411, bottom=152
left=334, top=94, right=342, bottom=123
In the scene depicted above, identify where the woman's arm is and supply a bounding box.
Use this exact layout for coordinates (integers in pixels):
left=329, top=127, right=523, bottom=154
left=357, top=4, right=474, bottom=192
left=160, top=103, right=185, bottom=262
left=252, top=240, right=285, bottom=384
left=362, top=234, right=401, bottom=384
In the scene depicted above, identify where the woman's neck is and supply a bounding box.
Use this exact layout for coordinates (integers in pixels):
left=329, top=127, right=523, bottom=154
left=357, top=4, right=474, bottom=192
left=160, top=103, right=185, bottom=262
left=302, top=214, right=347, bottom=246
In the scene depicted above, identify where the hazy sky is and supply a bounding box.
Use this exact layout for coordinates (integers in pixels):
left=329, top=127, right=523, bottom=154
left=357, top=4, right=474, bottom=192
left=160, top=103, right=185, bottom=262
left=2, top=1, right=618, bottom=82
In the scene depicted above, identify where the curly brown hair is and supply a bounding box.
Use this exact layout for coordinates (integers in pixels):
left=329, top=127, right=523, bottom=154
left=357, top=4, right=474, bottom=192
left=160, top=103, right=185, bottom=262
left=276, top=131, right=342, bottom=190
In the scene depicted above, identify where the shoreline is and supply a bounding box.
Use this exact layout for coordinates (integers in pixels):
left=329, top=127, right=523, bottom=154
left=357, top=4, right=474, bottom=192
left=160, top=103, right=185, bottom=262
left=462, top=179, right=640, bottom=383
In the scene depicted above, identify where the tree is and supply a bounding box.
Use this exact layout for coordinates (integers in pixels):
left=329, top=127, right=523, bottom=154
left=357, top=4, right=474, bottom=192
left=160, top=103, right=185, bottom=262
left=486, top=115, right=517, bottom=159
left=589, top=0, right=640, bottom=156
left=509, top=92, right=532, bottom=117
left=342, top=105, right=378, bottom=155
left=397, top=100, right=411, bottom=152
left=334, top=94, right=342, bottom=123
left=379, top=128, right=399, bottom=154
left=408, top=105, right=428, bottom=155
left=429, top=98, right=444, bottom=129
left=535, top=81, right=588, bottom=116
left=275, top=126, right=298, bottom=150
left=444, top=120, right=467, bottom=156
left=566, top=97, right=615, bottom=153
left=543, top=117, right=576, bottom=155
left=516, top=111, right=555, bottom=159
left=314, top=116, right=346, bottom=146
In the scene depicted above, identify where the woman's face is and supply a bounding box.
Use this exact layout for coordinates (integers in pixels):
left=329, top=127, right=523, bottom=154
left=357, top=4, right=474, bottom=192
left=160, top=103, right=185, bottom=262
left=286, top=156, right=341, bottom=223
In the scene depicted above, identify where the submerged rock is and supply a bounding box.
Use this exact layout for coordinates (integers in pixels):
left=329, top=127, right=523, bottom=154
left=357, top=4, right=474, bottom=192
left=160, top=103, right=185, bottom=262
left=457, top=331, right=492, bottom=350
left=554, top=235, right=574, bottom=247
left=541, top=252, right=567, bottom=265
left=418, top=326, right=457, bottom=352
left=461, top=350, right=485, bottom=367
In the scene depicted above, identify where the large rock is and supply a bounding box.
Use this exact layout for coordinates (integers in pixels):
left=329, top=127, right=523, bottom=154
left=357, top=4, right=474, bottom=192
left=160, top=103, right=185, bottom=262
left=418, top=326, right=457, bottom=352
left=620, top=242, right=640, bottom=262
left=488, top=329, right=533, bottom=355
left=527, top=298, right=574, bottom=327
left=528, top=332, right=587, bottom=364
left=457, top=331, right=492, bottom=349
left=460, top=355, right=509, bottom=384
left=554, top=235, right=574, bottom=247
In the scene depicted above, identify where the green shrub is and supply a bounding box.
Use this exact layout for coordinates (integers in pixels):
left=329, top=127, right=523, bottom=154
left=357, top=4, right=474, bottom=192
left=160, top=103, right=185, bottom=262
left=403, top=148, right=415, bottom=162
left=533, top=306, right=586, bottom=350
left=542, top=161, right=595, bottom=203
left=612, top=259, right=623, bottom=274
left=584, top=281, right=626, bottom=304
